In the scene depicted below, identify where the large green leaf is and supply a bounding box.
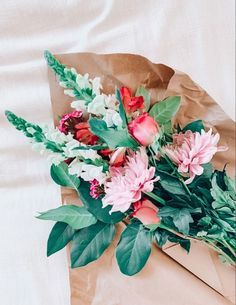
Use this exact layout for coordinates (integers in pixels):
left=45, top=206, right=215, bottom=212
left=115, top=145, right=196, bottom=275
left=89, top=117, right=138, bottom=149
left=47, top=222, right=75, bottom=256
left=77, top=180, right=124, bottom=224
left=71, top=221, right=115, bottom=267
left=158, top=206, right=193, bottom=235
left=149, top=96, right=181, bottom=125
left=37, top=205, right=97, bottom=230
left=135, top=86, right=151, bottom=111
left=156, top=170, right=187, bottom=196
left=50, top=162, right=80, bottom=189
left=116, top=223, right=152, bottom=276
left=182, top=120, right=204, bottom=133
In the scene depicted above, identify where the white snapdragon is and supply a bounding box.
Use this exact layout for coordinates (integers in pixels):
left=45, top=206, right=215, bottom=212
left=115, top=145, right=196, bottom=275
left=32, top=142, right=65, bottom=165
left=68, top=158, right=106, bottom=184
left=76, top=73, right=91, bottom=89
left=62, top=139, right=82, bottom=158
left=103, top=109, right=122, bottom=128
left=71, top=100, right=87, bottom=112
left=42, top=126, right=73, bottom=145
left=105, top=94, right=119, bottom=110
left=91, top=77, right=102, bottom=95
left=87, top=95, right=107, bottom=115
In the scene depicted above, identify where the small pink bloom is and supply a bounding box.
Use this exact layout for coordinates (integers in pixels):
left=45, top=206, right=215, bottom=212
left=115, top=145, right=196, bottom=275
left=131, top=199, right=161, bottom=225
left=164, top=129, right=227, bottom=184
left=89, top=179, right=104, bottom=199
left=109, top=147, right=126, bottom=167
left=102, top=147, right=160, bottom=213
left=120, top=87, right=144, bottom=114
left=128, top=112, right=159, bottom=146
left=58, top=110, right=83, bottom=134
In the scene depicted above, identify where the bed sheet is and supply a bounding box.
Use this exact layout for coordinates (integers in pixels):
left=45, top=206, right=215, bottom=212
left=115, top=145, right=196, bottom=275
left=0, top=1, right=234, bottom=304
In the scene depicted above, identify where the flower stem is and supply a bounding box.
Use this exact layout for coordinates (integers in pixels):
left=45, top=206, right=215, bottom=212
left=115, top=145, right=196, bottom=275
left=143, top=191, right=166, bottom=205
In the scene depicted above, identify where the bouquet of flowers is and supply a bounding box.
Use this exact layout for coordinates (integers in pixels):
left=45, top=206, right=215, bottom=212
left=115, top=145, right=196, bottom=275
left=5, top=51, right=235, bottom=276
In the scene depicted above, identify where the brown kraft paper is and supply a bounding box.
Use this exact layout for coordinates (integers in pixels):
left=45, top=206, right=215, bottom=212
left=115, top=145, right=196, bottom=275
left=47, top=52, right=236, bottom=305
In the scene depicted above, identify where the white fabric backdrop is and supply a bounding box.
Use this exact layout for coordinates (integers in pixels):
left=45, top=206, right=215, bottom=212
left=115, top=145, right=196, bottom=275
left=0, top=1, right=235, bottom=304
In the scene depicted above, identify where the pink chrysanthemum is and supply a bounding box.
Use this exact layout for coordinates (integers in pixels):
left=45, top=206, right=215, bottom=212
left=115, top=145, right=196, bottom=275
left=163, top=129, right=227, bottom=184
left=102, top=147, right=159, bottom=213
left=89, top=179, right=104, bottom=199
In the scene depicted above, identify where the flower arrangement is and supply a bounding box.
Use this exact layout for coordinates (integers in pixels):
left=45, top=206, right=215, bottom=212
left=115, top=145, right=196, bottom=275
left=5, top=51, right=235, bottom=276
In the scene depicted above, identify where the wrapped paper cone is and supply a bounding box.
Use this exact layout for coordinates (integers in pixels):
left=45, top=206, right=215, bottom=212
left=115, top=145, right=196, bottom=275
left=48, top=53, right=236, bottom=305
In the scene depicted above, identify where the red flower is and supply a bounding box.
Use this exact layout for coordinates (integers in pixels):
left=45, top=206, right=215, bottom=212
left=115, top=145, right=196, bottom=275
left=120, top=87, right=144, bottom=113
left=128, top=112, right=159, bottom=146
left=131, top=199, right=160, bottom=225
left=58, top=111, right=98, bottom=145
left=75, top=122, right=99, bottom=145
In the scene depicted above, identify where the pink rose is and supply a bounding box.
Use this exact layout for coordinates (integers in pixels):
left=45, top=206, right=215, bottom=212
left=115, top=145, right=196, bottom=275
left=131, top=199, right=160, bottom=225
left=120, top=87, right=144, bottom=114
left=128, top=112, right=159, bottom=146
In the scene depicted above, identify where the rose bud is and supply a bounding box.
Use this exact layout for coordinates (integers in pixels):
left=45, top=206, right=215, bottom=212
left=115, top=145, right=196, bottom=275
left=128, top=112, right=159, bottom=146
left=109, top=147, right=126, bottom=167
left=120, top=86, right=144, bottom=114
left=131, top=199, right=160, bottom=225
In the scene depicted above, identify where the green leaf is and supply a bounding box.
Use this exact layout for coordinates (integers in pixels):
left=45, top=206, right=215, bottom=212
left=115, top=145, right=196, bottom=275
left=47, top=222, right=75, bottom=257
left=149, top=96, right=181, bottom=125
left=37, top=205, right=97, bottom=230
left=198, top=216, right=212, bottom=227
left=50, top=162, right=80, bottom=189
left=89, top=117, right=138, bottom=149
left=182, top=120, right=205, bottom=133
left=168, top=234, right=191, bottom=253
left=71, top=221, right=115, bottom=267
left=211, top=175, right=235, bottom=210
left=116, top=89, right=127, bottom=127
left=155, top=229, right=169, bottom=247
left=116, top=223, right=152, bottom=276
left=162, top=120, right=172, bottom=135
left=156, top=170, right=187, bottom=196
left=158, top=207, right=193, bottom=235
left=135, top=86, right=151, bottom=111
left=189, top=163, right=213, bottom=188
left=224, top=175, right=236, bottom=200
left=78, top=180, right=124, bottom=224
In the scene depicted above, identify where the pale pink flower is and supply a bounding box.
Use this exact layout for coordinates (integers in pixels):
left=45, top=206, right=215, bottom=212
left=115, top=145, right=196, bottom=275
left=164, top=129, right=227, bottom=184
left=102, top=147, right=160, bottom=213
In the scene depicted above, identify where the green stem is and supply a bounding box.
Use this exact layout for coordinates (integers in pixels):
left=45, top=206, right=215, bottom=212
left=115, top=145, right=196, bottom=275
left=203, top=238, right=235, bottom=265
left=143, top=191, right=166, bottom=205
left=220, top=239, right=235, bottom=257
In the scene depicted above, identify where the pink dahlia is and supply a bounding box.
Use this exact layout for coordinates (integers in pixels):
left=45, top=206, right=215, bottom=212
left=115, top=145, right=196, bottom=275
left=163, top=129, right=227, bottom=184
left=102, top=147, right=160, bottom=213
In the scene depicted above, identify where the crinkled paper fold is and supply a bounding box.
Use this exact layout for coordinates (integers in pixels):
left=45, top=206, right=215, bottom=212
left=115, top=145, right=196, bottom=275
left=48, top=52, right=235, bottom=305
